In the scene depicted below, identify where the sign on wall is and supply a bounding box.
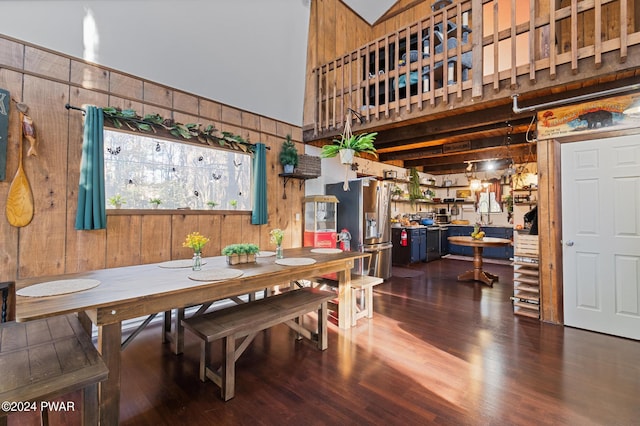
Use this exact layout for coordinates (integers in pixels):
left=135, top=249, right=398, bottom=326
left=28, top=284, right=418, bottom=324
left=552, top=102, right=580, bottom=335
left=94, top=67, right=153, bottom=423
left=0, top=88, right=8, bottom=181
left=536, top=93, right=640, bottom=139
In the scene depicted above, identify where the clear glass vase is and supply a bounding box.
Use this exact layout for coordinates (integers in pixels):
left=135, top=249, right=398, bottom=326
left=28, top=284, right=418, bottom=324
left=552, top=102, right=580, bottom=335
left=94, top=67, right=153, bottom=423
left=275, top=245, right=284, bottom=259
left=192, top=252, right=202, bottom=271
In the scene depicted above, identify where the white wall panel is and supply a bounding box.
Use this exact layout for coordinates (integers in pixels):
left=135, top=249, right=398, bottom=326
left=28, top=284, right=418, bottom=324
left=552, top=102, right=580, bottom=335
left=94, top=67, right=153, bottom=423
left=0, top=0, right=310, bottom=125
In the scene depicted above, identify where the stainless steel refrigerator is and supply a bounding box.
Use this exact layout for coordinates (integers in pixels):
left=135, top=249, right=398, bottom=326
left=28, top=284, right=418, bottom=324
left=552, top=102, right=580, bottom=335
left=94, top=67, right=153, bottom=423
left=326, top=178, right=393, bottom=279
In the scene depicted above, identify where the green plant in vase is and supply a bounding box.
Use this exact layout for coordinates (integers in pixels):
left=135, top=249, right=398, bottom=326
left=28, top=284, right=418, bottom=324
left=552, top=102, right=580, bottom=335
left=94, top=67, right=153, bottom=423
left=222, top=243, right=260, bottom=264
left=108, top=194, right=126, bottom=209
left=279, top=134, right=298, bottom=174
left=149, top=198, right=162, bottom=209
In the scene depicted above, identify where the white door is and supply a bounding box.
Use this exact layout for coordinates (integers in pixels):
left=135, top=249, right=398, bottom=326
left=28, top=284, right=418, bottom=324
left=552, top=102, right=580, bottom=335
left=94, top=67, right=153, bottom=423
left=561, top=135, right=640, bottom=340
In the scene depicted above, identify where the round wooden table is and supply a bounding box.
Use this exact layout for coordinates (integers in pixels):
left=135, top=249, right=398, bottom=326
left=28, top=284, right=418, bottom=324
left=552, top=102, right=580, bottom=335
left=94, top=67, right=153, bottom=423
left=447, top=236, right=512, bottom=286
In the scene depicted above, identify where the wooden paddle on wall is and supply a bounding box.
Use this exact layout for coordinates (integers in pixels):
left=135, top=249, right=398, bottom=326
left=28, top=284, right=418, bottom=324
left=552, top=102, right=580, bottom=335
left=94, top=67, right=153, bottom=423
left=5, top=110, right=34, bottom=227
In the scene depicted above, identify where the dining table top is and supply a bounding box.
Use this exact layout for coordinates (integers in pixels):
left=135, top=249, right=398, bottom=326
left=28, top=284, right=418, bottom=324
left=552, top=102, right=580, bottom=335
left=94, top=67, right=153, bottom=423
left=447, top=236, right=513, bottom=247
left=16, top=247, right=369, bottom=326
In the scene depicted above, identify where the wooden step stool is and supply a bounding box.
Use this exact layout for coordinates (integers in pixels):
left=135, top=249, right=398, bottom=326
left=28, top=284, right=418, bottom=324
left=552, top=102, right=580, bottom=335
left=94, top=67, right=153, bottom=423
left=350, top=274, right=384, bottom=326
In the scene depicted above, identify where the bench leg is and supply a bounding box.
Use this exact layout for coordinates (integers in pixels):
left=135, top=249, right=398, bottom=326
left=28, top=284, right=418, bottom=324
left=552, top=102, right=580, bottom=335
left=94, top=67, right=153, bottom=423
left=82, top=382, right=99, bottom=426
left=317, top=301, right=328, bottom=350
left=351, top=288, right=358, bottom=327
left=221, top=336, right=236, bottom=401
left=366, top=286, right=374, bottom=319
left=199, top=340, right=208, bottom=382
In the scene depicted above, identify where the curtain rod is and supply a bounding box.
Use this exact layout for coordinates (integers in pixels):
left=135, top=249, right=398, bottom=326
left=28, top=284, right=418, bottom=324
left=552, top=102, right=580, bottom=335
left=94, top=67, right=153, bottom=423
left=65, top=103, right=86, bottom=113
left=64, top=103, right=271, bottom=150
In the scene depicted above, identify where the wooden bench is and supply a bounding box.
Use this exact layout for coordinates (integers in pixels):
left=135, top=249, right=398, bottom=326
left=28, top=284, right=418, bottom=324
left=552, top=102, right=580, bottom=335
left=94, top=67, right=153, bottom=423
left=181, top=287, right=334, bottom=401
left=0, top=309, right=109, bottom=426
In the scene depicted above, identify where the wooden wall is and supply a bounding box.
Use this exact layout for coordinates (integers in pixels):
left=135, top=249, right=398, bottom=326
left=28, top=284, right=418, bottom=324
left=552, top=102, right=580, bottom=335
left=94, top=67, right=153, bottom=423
left=0, top=35, right=305, bottom=281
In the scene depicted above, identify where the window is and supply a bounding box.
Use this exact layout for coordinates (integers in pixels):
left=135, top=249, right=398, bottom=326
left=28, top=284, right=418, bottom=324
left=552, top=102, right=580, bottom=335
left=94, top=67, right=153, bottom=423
left=104, top=130, right=252, bottom=210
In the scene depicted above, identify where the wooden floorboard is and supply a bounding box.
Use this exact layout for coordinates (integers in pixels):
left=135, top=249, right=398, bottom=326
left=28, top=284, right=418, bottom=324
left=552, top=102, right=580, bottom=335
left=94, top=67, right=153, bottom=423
left=8, top=259, right=640, bottom=425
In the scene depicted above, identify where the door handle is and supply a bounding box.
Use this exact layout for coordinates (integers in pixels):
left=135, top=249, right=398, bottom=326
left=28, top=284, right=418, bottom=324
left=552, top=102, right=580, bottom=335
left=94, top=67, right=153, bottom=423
left=565, top=240, right=574, bottom=247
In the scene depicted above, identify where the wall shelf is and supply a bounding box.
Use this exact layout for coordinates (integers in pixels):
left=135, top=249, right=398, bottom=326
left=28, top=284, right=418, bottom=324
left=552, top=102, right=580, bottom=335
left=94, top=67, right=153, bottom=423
left=279, top=173, right=319, bottom=199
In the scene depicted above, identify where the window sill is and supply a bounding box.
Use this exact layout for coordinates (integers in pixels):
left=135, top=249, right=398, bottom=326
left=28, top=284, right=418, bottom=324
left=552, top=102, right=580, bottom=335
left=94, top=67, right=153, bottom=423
left=106, top=209, right=251, bottom=216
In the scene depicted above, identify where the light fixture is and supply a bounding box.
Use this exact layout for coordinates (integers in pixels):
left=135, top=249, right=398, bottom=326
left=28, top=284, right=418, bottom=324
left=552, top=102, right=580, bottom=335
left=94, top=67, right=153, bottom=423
left=481, top=179, right=490, bottom=189
left=504, top=161, right=516, bottom=176
left=470, top=178, right=481, bottom=191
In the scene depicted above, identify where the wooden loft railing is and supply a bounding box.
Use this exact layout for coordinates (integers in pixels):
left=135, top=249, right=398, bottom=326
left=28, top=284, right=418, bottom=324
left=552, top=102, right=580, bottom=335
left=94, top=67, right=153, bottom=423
left=310, top=0, right=640, bottom=137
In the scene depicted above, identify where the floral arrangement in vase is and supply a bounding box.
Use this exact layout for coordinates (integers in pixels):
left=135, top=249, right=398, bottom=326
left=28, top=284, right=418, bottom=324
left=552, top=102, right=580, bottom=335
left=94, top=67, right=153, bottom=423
left=183, top=232, right=210, bottom=270
left=270, top=228, right=285, bottom=259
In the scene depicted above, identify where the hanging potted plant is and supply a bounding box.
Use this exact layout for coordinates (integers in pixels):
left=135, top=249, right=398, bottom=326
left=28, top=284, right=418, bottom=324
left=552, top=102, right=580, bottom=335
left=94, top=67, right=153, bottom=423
left=279, top=134, right=298, bottom=174
left=320, top=131, right=378, bottom=165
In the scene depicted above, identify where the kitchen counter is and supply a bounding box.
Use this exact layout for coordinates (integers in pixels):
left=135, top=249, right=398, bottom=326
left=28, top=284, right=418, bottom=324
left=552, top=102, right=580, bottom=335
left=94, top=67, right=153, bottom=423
left=446, top=224, right=512, bottom=228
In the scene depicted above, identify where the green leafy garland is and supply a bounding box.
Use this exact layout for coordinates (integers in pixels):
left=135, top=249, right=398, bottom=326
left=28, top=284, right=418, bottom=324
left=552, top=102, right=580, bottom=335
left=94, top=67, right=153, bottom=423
left=101, top=107, right=254, bottom=153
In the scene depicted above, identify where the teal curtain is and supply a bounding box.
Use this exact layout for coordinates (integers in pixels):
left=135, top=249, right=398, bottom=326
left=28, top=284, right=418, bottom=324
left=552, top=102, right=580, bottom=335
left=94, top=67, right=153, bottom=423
left=251, top=143, right=268, bottom=225
left=75, top=106, right=106, bottom=230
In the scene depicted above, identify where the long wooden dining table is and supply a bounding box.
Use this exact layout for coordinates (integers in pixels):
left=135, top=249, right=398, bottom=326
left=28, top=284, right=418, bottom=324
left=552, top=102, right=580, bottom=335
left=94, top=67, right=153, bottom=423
left=16, top=247, right=368, bottom=425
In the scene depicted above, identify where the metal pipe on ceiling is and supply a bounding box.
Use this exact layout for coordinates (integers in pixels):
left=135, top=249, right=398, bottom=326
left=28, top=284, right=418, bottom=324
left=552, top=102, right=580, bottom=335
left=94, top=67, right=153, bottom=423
left=511, top=83, right=640, bottom=114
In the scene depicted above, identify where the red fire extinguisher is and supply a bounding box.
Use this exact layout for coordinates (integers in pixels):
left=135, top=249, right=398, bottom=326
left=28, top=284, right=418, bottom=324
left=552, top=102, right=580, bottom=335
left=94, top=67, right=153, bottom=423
left=400, top=229, right=408, bottom=246
left=338, top=229, right=351, bottom=251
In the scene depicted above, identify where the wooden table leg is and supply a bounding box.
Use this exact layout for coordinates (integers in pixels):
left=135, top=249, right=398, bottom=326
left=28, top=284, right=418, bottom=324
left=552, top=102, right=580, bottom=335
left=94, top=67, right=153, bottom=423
left=337, top=266, right=352, bottom=329
left=456, top=246, right=497, bottom=287
left=97, top=322, right=122, bottom=426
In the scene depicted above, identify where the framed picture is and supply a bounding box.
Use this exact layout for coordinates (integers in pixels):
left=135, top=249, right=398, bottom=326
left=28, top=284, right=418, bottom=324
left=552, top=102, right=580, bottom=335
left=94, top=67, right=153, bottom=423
left=456, top=189, right=471, bottom=199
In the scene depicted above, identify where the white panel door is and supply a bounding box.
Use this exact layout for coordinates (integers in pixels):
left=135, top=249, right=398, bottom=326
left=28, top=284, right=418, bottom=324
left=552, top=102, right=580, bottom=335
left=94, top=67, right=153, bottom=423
left=561, top=135, right=640, bottom=340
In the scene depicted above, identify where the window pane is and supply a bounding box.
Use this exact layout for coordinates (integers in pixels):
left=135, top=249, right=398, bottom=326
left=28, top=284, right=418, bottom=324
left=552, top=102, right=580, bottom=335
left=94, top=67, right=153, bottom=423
left=104, top=130, right=252, bottom=210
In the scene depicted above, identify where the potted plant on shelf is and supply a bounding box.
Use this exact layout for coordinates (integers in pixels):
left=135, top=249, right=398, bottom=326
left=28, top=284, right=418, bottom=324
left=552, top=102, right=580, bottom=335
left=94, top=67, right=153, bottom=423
left=279, top=134, right=298, bottom=174
left=149, top=198, right=162, bottom=209
left=108, top=194, right=125, bottom=209
left=206, top=201, right=218, bottom=209
left=320, top=131, right=378, bottom=165
left=221, top=243, right=260, bottom=265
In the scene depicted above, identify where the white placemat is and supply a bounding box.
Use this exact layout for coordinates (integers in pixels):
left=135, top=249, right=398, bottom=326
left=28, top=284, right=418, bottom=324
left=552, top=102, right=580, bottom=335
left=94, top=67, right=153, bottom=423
left=310, top=248, right=343, bottom=254
left=188, top=268, right=244, bottom=282
left=275, top=258, right=317, bottom=266
left=158, top=259, right=207, bottom=268
left=17, top=279, right=101, bottom=297
left=256, top=251, right=276, bottom=257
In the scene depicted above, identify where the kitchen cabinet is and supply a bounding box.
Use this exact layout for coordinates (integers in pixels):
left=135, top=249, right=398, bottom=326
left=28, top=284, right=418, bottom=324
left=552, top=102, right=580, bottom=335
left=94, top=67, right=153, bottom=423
left=446, top=226, right=473, bottom=256
left=392, top=227, right=426, bottom=264
left=426, top=227, right=440, bottom=261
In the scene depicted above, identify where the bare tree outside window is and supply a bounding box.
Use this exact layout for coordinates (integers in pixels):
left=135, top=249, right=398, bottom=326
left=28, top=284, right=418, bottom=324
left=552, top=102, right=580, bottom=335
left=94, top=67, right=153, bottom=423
left=104, top=130, right=251, bottom=210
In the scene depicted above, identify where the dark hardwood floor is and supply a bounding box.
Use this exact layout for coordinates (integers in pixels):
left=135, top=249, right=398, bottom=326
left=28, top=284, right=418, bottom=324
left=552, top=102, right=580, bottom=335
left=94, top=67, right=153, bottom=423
left=9, top=259, right=640, bottom=425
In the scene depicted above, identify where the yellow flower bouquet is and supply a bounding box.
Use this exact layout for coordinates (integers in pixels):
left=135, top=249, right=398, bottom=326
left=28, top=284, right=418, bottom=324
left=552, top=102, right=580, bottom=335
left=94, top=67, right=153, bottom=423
left=270, top=228, right=284, bottom=246
left=183, top=232, right=210, bottom=254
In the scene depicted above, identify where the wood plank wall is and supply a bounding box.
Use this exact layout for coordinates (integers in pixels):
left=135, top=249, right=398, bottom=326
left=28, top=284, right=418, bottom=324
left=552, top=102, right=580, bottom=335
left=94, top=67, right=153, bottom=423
left=0, top=35, right=305, bottom=282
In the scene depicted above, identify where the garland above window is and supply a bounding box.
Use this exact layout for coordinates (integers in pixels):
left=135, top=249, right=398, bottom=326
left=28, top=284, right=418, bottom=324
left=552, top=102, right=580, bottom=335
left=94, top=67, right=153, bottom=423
left=101, top=107, right=254, bottom=153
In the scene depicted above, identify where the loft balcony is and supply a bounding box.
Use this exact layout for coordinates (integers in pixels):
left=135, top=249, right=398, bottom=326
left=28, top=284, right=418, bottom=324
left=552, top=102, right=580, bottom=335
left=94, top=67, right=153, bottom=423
left=304, top=0, right=640, bottom=172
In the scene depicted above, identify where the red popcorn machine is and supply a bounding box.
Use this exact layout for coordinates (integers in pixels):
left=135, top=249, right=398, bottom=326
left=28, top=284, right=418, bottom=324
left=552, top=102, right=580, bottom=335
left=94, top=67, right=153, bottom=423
left=303, top=195, right=339, bottom=248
